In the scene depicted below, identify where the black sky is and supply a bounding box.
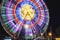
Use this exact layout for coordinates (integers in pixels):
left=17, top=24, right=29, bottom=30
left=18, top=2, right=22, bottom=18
left=0, top=0, right=60, bottom=39
left=45, top=0, right=60, bottom=37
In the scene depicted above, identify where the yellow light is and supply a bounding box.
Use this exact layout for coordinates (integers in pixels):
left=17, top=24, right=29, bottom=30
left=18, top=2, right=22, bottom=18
left=55, top=38, right=60, bottom=40
left=48, top=32, right=52, bottom=36
left=20, top=4, right=35, bottom=20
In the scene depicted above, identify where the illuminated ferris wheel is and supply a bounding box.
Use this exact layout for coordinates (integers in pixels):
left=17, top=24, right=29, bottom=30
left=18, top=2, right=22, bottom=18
left=1, top=0, right=49, bottom=39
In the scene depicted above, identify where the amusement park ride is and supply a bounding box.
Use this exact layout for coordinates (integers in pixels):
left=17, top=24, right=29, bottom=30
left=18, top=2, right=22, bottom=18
left=0, top=0, right=49, bottom=40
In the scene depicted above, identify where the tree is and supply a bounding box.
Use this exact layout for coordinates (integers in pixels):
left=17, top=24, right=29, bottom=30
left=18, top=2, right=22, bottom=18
left=56, top=26, right=60, bottom=37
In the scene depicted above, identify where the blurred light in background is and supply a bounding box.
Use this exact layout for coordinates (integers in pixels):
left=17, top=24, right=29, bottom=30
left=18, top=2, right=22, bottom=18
left=48, top=32, right=52, bottom=36
left=55, top=38, right=60, bottom=40
left=4, top=37, right=11, bottom=40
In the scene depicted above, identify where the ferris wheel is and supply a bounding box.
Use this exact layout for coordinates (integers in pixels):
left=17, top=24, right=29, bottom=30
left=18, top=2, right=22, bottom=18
left=0, top=0, right=49, bottom=39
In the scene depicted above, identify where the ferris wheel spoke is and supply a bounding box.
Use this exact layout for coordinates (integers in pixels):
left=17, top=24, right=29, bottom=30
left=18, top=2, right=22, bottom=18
left=32, top=26, right=36, bottom=34
left=5, top=19, right=14, bottom=25
left=9, top=21, right=16, bottom=32
left=14, top=23, right=22, bottom=33
left=7, top=17, right=14, bottom=21
left=6, top=9, right=13, bottom=14
left=35, top=0, right=39, bottom=3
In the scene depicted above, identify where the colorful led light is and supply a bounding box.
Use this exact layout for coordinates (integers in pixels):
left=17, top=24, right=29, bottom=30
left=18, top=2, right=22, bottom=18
left=1, top=0, right=49, bottom=39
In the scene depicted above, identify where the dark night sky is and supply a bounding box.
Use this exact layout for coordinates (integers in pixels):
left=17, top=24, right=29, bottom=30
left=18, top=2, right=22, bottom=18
left=45, top=0, right=60, bottom=37
left=0, top=0, right=60, bottom=39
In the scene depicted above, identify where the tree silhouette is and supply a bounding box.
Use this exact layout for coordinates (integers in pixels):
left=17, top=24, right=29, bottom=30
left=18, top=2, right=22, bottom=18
left=56, top=26, right=60, bottom=37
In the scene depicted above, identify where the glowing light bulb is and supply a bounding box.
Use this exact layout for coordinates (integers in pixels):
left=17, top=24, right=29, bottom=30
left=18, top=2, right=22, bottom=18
left=29, top=33, right=33, bottom=36
left=24, top=25, right=29, bottom=29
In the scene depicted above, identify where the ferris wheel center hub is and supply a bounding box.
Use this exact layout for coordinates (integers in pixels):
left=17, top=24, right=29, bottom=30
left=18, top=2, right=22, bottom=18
left=20, top=4, right=35, bottom=20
